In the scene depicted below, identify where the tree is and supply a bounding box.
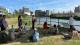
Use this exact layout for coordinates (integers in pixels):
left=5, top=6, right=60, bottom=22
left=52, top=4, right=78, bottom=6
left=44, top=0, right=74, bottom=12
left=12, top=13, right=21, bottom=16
left=13, top=10, right=19, bottom=16
left=0, top=8, right=9, bottom=15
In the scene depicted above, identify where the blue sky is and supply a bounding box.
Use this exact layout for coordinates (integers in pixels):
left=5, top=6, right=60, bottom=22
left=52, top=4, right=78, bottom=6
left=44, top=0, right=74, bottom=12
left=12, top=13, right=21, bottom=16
left=0, top=0, right=80, bottom=12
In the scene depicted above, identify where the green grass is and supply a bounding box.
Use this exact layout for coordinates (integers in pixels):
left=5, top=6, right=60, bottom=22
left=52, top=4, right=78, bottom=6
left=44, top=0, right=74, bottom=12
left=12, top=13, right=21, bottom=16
left=1, top=16, right=80, bottom=45
left=6, top=16, right=32, bottom=29
left=1, top=35, right=80, bottom=45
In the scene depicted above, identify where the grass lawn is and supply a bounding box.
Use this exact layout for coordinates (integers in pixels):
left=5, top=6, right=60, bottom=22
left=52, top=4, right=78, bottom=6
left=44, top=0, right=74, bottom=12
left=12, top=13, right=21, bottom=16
left=1, top=35, right=80, bottom=45
left=1, top=16, right=80, bottom=45
left=6, top=16, right=32, bottom=29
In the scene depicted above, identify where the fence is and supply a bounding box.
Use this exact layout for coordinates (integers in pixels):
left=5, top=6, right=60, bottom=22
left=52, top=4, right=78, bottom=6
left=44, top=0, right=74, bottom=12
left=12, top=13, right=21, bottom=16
left=36, top=17, right=61, bottom=26
left=6, top=16, right=80, bottom=30
left=36, top=16, right=80, bottom=28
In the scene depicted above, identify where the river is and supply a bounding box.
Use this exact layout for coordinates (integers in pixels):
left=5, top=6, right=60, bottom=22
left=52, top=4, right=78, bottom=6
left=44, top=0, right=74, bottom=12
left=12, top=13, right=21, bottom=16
left=36, top=17, right=80, bottom=31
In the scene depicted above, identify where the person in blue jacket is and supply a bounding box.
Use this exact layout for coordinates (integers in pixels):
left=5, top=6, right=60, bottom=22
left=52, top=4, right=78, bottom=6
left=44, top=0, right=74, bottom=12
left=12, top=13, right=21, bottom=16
left=32, top=28, right=39, bottom=42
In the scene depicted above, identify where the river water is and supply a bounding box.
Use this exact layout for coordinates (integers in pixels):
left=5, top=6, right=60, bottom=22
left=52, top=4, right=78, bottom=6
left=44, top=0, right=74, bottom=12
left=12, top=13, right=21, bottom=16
left=36, top=17, right=80, bottom=31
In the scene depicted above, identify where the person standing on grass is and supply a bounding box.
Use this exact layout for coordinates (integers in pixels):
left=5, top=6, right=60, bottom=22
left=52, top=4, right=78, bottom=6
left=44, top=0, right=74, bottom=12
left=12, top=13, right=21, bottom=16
left=0, top=15, right=3, bottom=31
left=1, top=15, right=8, bottom=31
left=18, top=15, right=22, bottom=31
left=32, top=15, right=36, bottom=29
left=0, top=15, right=8, bottom=43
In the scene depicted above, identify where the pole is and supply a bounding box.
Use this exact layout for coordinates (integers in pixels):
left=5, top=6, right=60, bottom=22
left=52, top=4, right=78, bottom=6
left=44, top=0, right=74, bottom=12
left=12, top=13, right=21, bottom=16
left=50, top=16, right=51, bottom=26
left=46, top=16, right=47, bottom=22
left=39, top=17, right=40, bottom=25
left=58, top=17, right=59, bottom=27
left=57, top=17, right=59, bottom=34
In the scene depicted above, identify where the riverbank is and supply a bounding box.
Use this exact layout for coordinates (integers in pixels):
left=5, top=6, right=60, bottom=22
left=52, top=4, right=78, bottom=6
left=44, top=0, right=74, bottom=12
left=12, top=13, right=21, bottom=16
left=50, top=16, right=80, bottom=21
left=36, top=16, right=80, bottom=21
left=1, top=27, right=80, bottom=45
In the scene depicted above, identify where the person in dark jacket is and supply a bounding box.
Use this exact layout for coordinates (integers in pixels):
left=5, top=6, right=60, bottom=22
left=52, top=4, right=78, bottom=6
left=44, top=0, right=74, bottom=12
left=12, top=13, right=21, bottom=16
left=32, top=15, right=36, bottom=30
left=0, top=15, right=3, bottom=31
left=18, top=15, right=22, bottom=31
left=1, top=15, right=8, bottom=31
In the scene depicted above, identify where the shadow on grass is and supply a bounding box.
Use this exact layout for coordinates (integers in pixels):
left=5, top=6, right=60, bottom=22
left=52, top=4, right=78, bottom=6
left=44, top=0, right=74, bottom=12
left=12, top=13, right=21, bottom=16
left=0, top=27, right=70, bottom=44
left=14, top=27, right=69, bottom=43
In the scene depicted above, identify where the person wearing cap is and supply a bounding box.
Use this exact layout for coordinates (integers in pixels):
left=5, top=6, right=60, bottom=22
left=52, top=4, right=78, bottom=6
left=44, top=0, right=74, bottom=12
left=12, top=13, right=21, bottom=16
left=32, top=28, right=39, bottom=42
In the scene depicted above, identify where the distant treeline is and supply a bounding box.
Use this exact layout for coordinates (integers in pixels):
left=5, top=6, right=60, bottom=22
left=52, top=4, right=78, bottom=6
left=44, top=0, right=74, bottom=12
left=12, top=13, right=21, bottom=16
left=5, top=15, right=80, bottom=21
left=50, top=16, right=80, bottom=21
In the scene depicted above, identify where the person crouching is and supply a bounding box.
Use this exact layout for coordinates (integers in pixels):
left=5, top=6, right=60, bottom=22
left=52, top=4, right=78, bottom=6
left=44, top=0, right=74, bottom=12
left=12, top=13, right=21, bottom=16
left=32, top=28, right=39, bottom=42
left=72, top=30, right=79, bottom=39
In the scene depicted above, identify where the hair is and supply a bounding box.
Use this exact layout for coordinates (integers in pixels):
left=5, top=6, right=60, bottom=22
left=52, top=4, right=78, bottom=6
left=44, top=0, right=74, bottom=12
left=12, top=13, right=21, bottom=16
left=12, top=25, right=14, bottom=28
left=70, top=25, right=75, bottom=30
left=18, top=15, right=21, bottom=19
left=3, top=15, right=6, bottom=18
left=25, top=23, right=27, bottom=25
left=21, top=26, right=23, bottom=29
left=53, top=24, right=56, bottom=27
left=44, top=22, right=47, bottom=25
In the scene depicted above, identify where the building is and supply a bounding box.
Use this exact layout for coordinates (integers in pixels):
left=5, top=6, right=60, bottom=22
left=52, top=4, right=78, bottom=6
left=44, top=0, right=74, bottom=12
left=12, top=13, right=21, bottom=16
left=74, top=6, right=80, bottom=13
left=35, top=10, right=46, bottom=17
left=35, top=10, right=51, bottom=17
left=19, top=7, right=31, bottom=15
left=74, top=6, right=80, bottom=17
left=46, top=10, right=50, bottom=16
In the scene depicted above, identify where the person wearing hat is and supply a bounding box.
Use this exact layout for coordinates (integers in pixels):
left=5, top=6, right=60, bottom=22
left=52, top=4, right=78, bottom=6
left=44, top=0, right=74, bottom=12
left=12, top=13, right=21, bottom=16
left=32, top=28, right=39, bottom=42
